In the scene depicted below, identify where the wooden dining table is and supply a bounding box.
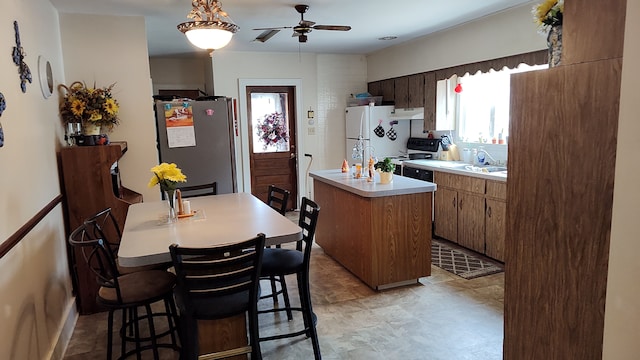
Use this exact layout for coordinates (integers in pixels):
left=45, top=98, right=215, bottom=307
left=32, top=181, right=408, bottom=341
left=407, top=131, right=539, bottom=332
left=118, top=192, right=302, bottom=357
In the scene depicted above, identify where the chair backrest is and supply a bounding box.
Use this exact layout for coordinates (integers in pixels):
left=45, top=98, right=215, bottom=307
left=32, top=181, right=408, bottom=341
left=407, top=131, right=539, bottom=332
left=297, top=197, right=321, bottom=261
left=169, top=233, right=265, bottom=320
left=267, top=185, right=290, bottom=215
left=85, top=207, right=122, bottom=252
left=177, top=182, right=217, bottom=198
left=68, top=221, right=123, bottom=302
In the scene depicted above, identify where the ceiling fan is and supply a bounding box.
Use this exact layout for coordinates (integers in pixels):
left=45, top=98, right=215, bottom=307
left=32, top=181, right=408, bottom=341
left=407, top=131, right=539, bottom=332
left=253, top=4, right=351, bottom=43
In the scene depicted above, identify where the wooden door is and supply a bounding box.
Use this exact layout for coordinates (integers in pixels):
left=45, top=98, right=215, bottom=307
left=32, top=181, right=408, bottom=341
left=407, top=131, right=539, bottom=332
left=457, top=192, right=485, bottom=253
left=434, top=187, right=458, bottom=243
left=246, top=86, right=298, bottom=210
left=485, top=199, right=506, bottom=262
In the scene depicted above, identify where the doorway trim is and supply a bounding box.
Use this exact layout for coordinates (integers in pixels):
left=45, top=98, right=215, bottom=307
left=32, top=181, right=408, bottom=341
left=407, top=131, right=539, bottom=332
left=238, top=79, right=305, bottom=207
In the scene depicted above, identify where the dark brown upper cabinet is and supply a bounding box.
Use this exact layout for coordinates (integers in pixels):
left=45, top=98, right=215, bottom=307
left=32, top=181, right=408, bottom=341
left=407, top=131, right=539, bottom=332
left=423, top=72, right=436, bottom=131
left=394, top=74, right=424, bottom=108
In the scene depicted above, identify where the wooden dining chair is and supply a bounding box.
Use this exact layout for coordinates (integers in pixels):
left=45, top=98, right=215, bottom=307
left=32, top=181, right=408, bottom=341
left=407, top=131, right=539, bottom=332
left=169, top=233, right=266, bottom=360
left=261, top=185, right=293, bottom=319
left=68, top=220, right=180, bottom=360
left=258, top=197, right=321, bottom=360
left=177, top=181, right=217, bottom=198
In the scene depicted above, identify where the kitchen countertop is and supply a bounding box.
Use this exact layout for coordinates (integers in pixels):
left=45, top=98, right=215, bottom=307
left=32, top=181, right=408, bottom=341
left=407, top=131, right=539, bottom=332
left=310, top=169, right=437, bottom=198
left=401, top=159, right=507, bottom=182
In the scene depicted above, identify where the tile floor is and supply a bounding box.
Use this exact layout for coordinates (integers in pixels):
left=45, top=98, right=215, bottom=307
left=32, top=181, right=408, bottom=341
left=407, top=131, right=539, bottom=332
left=63, top=240, right=504, bottom=360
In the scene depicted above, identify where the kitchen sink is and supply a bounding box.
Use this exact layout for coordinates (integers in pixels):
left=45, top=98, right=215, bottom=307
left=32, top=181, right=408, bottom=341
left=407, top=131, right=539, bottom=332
left=452, top=164, right=507, bottom=173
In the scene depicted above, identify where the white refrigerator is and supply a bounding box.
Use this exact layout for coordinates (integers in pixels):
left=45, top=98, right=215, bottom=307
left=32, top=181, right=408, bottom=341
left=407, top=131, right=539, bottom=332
left=345, top=105, right=410, bottom=165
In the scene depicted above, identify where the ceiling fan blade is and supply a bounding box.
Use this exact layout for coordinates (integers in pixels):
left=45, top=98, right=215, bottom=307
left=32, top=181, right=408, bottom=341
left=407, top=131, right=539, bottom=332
left=252, top=26, right=292, bottom=31
left=313, top=25, right=352, bottom=31
left=299, top=20, right=316, bottom=27
left=254, top=29, right=280, bottom=43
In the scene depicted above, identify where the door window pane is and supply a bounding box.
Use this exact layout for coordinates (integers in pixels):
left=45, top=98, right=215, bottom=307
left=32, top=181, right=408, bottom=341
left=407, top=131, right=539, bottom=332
left=251, top=93, right=290, bottom=153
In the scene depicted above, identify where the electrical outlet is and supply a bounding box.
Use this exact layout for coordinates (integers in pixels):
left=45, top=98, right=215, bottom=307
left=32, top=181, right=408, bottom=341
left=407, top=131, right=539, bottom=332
left=308, top=127, right=315, bottom=135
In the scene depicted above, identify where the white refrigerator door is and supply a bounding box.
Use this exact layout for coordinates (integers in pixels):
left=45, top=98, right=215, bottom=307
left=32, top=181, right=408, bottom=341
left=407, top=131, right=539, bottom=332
left=345, top=106, right=370, bottom=139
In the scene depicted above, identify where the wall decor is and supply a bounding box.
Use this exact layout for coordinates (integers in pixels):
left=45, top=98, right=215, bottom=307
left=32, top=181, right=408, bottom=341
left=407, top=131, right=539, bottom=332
left=37, top=56, right=53, bottom=99
left=12, top=21, right=32, bottom=93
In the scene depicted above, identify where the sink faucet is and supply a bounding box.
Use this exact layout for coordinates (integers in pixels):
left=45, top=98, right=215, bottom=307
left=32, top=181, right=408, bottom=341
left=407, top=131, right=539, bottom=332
left=477, top=147, right=498, bottom=165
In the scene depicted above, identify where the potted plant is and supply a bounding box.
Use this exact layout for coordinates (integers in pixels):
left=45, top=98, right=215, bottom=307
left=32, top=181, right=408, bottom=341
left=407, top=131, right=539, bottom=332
left=374, top=157, right=395, bottom=184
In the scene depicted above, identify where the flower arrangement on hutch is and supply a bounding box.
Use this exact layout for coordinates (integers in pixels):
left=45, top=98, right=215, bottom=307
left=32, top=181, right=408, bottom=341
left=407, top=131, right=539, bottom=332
left=533, top=0, right=564, bottom=67
left=59, top=81, right=120, bottom=135
left=148, top=162, right=187, bottom=222
left=256, top=112, right=289, bottom=150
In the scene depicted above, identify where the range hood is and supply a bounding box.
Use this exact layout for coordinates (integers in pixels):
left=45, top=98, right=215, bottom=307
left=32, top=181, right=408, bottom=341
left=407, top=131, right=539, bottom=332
left=390, top=107, right=424, bottom=120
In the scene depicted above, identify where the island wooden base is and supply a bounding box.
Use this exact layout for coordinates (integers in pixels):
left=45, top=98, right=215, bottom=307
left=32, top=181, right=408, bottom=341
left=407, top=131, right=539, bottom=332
left=314, top=180, right=432, bottom=289
left=198, top=315, right=248, bottom=360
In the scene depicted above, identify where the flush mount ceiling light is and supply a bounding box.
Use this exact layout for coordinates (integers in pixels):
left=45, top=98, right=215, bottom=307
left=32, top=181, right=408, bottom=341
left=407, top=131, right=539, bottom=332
left=177, top=0, right=239, bottom=55
left=378, top=36, right=398, bottom=41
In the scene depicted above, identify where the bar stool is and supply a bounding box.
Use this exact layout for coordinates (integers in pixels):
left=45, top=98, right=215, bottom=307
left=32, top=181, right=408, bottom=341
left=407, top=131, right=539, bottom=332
left=68, top=220, right=180, bottom=360
left=169, top=234, right=265, bottom=360
left=261, top=185, right=293, bottom=319
left=258, top=197, right=322, bottom=359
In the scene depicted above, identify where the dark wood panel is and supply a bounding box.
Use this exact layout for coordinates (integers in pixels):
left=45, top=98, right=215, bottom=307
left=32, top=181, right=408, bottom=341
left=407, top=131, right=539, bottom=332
left=563, top=0, right=626, bottom=65
left=367, top=81, right=382, bottom=97
left=198, top=314, right=248, bottom=360
left=423, top=72, right=436, bottom=131
left=380, top=79, right=395, bottom=104
left=504, top=59, right=621, bottom=358
left=394, top=76, right=409, bottom=108
left=434, top=187, right=457, bottom=242
left=407, top=73, right=425, bottom=108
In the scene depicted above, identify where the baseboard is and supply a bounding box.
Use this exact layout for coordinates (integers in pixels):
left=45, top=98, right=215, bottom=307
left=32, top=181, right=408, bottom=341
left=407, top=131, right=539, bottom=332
left=46, top=297, right=78, bottom=360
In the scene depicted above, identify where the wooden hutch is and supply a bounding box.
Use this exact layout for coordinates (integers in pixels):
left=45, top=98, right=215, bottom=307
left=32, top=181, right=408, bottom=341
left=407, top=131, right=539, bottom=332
left=60, top=142, right=143, bottom=314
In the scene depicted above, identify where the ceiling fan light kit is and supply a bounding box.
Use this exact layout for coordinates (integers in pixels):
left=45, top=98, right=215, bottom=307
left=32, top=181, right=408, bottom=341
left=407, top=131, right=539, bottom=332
left=177, top=0, right=239, bottom=54
left=252, top=4, right=351, bottom=44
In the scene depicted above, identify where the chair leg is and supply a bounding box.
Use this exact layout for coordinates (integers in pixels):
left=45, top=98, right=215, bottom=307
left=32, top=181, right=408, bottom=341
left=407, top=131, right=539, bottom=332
left=249, top=308, right=263, bottom=360
left=164, top=296, right=179, bottom=349
left=107, top=309, right=114, bottom=360
left=144, top=303, right=161, bottom=359
left=269, top=276, right=279, bottom=303
left=133, top=306, right=142, bottom=360
left=280, top=275, right=293, bottom=321
left=120, top=308, right=127, bottom=359
left=298, top=272, right=321, bottom=360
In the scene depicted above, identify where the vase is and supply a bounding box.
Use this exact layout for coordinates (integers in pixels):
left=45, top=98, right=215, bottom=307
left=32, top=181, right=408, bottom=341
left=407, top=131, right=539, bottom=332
left=379, top=171, right=393, bottom=184
left=82, top=122, right=101, bottom=136
left=547, top=25, right=562, bottom=67
left=164, top=189, right=177, bottom=223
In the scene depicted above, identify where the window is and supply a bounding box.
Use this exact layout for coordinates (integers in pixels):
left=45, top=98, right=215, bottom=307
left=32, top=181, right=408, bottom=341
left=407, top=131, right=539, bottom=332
left=455, top=64, right=547, bottom=143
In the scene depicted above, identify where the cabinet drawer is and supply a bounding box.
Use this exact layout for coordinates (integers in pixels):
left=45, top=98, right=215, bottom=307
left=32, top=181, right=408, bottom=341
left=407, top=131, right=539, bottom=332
left=435, top=171, right=485, bottom=194
left=486, top=180, right=507, bottom=200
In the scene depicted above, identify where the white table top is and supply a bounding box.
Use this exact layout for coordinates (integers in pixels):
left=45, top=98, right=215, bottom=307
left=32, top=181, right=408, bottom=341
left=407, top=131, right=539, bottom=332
left=118, top=193, right=302, bottom=267
left=310, top=169, right=437, bottom=198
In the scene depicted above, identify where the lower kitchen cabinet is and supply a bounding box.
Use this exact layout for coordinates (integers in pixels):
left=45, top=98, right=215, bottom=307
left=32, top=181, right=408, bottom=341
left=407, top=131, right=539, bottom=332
left=434, top=187, right=457, bottom=242
left=457, top=192, right=485, bottom=253
left=433, top=171, right=507, bottom=262
left=485, top=199, right=506, bottom=261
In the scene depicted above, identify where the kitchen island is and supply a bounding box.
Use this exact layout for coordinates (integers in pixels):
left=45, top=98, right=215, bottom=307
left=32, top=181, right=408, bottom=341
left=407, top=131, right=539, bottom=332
left=310, top=169, right=436, bottom=290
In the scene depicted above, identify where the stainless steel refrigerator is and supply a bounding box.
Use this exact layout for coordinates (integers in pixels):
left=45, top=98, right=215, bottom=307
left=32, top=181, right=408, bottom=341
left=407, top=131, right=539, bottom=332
left=154, top=97, right=237, bottom=195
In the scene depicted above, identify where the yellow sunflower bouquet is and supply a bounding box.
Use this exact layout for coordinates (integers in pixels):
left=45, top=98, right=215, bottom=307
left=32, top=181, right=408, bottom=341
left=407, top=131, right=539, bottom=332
left=148, top=163, right=187, bottom=192
left=59, top=81, right=120, bottom=132
left=533, top=0, right=563, bottom=32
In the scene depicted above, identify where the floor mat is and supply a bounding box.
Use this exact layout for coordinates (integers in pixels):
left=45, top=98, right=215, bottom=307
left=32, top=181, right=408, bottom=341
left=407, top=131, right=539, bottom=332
left=431, top=239, right=503, bottom=279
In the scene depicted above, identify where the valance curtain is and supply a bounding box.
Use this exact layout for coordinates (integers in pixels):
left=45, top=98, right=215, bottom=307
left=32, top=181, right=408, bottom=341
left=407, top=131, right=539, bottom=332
left=435, top=50, right=547, bottom=81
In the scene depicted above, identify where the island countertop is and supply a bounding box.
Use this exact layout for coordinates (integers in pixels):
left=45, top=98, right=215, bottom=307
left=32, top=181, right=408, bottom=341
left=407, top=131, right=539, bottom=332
left=309, top=169, right=436, bottom=198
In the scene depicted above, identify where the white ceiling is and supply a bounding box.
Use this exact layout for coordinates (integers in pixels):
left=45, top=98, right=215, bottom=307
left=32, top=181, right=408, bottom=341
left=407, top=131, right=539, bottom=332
left=50, top=0, right=532, bottom=57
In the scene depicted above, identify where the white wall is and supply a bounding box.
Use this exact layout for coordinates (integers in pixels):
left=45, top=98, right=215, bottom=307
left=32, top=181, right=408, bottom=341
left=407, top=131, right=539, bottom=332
left=0, top=0, right=73, bottom=358
left=603, top=1, right=640, bottom=358
left=367, top=1, right=546, bottom=81
left=59, top=14, right=160, bottom=201
left=150, top=55, right=213, bottom=96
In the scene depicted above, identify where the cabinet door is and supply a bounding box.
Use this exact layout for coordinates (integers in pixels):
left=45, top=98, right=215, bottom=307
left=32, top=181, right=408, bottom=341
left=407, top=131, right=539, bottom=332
left=394, top=76, right=409, bottom=108
left=408, top=73, right=425, bottom=108
left=485, top=199, right=506, bottom=262
left=434, top=187, right=458, bottom=242
left=457, top=192, right=485, bottom=253
left=381, top=79, right=395, bottom=104
left=423, top=72, right=436, bottom=131
left=368, top=81, right=382, bottom=97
